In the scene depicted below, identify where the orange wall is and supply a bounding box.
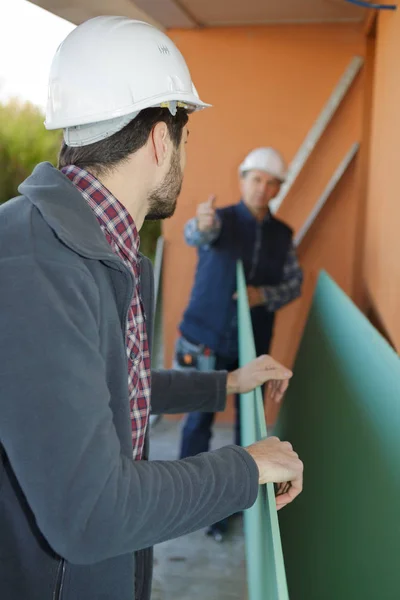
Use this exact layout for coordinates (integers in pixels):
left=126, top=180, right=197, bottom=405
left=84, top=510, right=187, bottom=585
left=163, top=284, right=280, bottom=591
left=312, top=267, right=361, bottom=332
left=365, top=11, right=400, bottom=350
left=163, top=23, right=367, bottom=422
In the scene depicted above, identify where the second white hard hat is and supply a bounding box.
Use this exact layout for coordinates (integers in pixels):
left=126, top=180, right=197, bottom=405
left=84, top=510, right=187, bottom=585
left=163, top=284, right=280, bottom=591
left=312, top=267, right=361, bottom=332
left=45, top=16, right=210, bottom=147
left=239, top=147, right=287, bottom=182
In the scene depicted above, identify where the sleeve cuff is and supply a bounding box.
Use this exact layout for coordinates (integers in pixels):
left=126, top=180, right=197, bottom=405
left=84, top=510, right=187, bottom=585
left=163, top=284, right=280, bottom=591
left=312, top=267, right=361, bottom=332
left=228, top=445, right=259, bottom=509
left=214, top=371, right=228, bottom=412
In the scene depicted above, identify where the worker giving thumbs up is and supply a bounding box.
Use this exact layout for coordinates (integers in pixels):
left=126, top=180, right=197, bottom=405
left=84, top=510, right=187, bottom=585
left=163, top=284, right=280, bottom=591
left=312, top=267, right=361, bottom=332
left=196, top=194, right=217, bottom=232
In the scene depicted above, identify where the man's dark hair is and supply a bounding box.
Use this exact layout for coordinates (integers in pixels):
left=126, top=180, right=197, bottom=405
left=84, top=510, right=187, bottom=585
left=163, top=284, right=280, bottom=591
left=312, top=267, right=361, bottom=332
left=58, top=107, right=188, bottom=176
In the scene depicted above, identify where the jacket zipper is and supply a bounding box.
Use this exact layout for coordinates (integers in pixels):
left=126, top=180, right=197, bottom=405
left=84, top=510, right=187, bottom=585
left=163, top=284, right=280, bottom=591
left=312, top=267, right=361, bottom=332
left=53, top=559, right=66, bottom=600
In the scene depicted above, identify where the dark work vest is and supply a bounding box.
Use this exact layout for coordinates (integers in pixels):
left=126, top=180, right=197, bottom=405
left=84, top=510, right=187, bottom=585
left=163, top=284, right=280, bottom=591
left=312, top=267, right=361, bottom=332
left=180, top=201, right=293, bottom=359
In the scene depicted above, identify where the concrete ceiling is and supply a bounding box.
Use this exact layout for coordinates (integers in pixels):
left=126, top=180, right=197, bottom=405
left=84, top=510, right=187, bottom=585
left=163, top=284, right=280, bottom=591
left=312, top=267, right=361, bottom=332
left=30, top=0, right=367, bottom=29
left=29, top=0, right=163, bottom=29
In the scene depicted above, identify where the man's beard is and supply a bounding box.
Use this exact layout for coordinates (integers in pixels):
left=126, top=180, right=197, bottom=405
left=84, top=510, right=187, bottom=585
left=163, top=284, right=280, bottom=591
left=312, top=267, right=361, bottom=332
left=145, top=149, right=183, bottom=221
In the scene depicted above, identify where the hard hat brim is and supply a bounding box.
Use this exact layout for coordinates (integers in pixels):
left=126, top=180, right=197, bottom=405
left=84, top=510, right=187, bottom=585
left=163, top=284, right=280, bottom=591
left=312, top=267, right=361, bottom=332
left=45, top=93, right=211, bottom=131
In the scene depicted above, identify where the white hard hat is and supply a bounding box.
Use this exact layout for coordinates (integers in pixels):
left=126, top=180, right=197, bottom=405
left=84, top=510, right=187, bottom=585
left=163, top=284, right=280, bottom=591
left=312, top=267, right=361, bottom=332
left=239, top=147, right=287, bottom=182
left=45, top=16, right=210, bottom=147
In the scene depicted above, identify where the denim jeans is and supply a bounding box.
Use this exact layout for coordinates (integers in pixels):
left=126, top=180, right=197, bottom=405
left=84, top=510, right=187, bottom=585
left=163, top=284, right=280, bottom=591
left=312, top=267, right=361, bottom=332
left=176, top=335, right=267, bottom=533
left=174, top=336, right=239, bottom=458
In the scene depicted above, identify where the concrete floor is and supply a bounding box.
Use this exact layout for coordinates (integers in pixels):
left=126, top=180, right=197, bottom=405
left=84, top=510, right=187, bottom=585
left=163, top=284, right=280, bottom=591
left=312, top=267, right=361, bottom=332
left=149, top=418, right=248, bottom=600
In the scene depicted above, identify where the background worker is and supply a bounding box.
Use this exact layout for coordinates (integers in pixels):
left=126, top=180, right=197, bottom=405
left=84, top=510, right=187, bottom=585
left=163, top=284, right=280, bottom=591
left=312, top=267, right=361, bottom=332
left=177, top=147, right=304, bottom=540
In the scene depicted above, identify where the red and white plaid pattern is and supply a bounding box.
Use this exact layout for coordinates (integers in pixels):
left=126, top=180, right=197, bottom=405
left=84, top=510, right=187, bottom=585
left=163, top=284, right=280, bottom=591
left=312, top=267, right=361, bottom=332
left=62, top=165, right=151, bottom=460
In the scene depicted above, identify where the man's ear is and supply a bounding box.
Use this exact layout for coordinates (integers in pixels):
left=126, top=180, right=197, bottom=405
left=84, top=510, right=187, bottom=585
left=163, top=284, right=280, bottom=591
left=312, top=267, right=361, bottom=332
left=150, top=121, right=170, bottom=167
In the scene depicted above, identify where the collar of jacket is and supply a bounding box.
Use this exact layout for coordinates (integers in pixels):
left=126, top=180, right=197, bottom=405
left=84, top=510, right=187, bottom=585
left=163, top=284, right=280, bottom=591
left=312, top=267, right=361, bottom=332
left=236, top=199, right=272, bottom=224
left=19, top=162, right=125, bottom=264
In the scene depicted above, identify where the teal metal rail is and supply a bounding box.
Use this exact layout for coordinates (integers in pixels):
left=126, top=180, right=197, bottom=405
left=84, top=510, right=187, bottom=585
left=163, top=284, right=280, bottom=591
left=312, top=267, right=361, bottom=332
left=237, top=261, right=289, bottom=600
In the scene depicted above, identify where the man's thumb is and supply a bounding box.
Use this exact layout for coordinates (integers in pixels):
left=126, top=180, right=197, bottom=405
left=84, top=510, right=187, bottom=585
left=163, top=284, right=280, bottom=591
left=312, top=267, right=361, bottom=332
left=207, top=194, right=216, bottom=208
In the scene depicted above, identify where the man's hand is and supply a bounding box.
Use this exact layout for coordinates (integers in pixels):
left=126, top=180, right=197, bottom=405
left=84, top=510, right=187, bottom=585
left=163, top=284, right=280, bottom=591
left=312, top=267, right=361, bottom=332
left=245, top=436, right=303, bottom=509
left=226, top=355, right=292, bottom=403
left=233, top=286, right=265, bottom=308
left=196, top=194, right=217, bottom=232
left=246, top=286, right=265, bottom=308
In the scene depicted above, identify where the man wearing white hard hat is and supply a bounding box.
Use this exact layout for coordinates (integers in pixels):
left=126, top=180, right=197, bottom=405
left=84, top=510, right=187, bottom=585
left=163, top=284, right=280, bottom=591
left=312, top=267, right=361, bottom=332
left=177, top=146, right=303, bottom=540
left=0, top=16, right=303, bottom=600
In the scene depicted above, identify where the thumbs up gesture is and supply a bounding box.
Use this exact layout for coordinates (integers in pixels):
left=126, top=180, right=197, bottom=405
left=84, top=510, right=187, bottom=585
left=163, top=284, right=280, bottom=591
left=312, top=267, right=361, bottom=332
left=196, top=194, right=217, bottom=232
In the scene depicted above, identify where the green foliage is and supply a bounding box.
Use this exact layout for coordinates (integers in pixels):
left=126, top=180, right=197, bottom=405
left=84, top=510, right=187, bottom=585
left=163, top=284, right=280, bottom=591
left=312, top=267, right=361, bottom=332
left=0, top=99, right=160, bottom=260
left=0, top=99, right=61, bottom=204
left=139, top=220, right=161, bottom=262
